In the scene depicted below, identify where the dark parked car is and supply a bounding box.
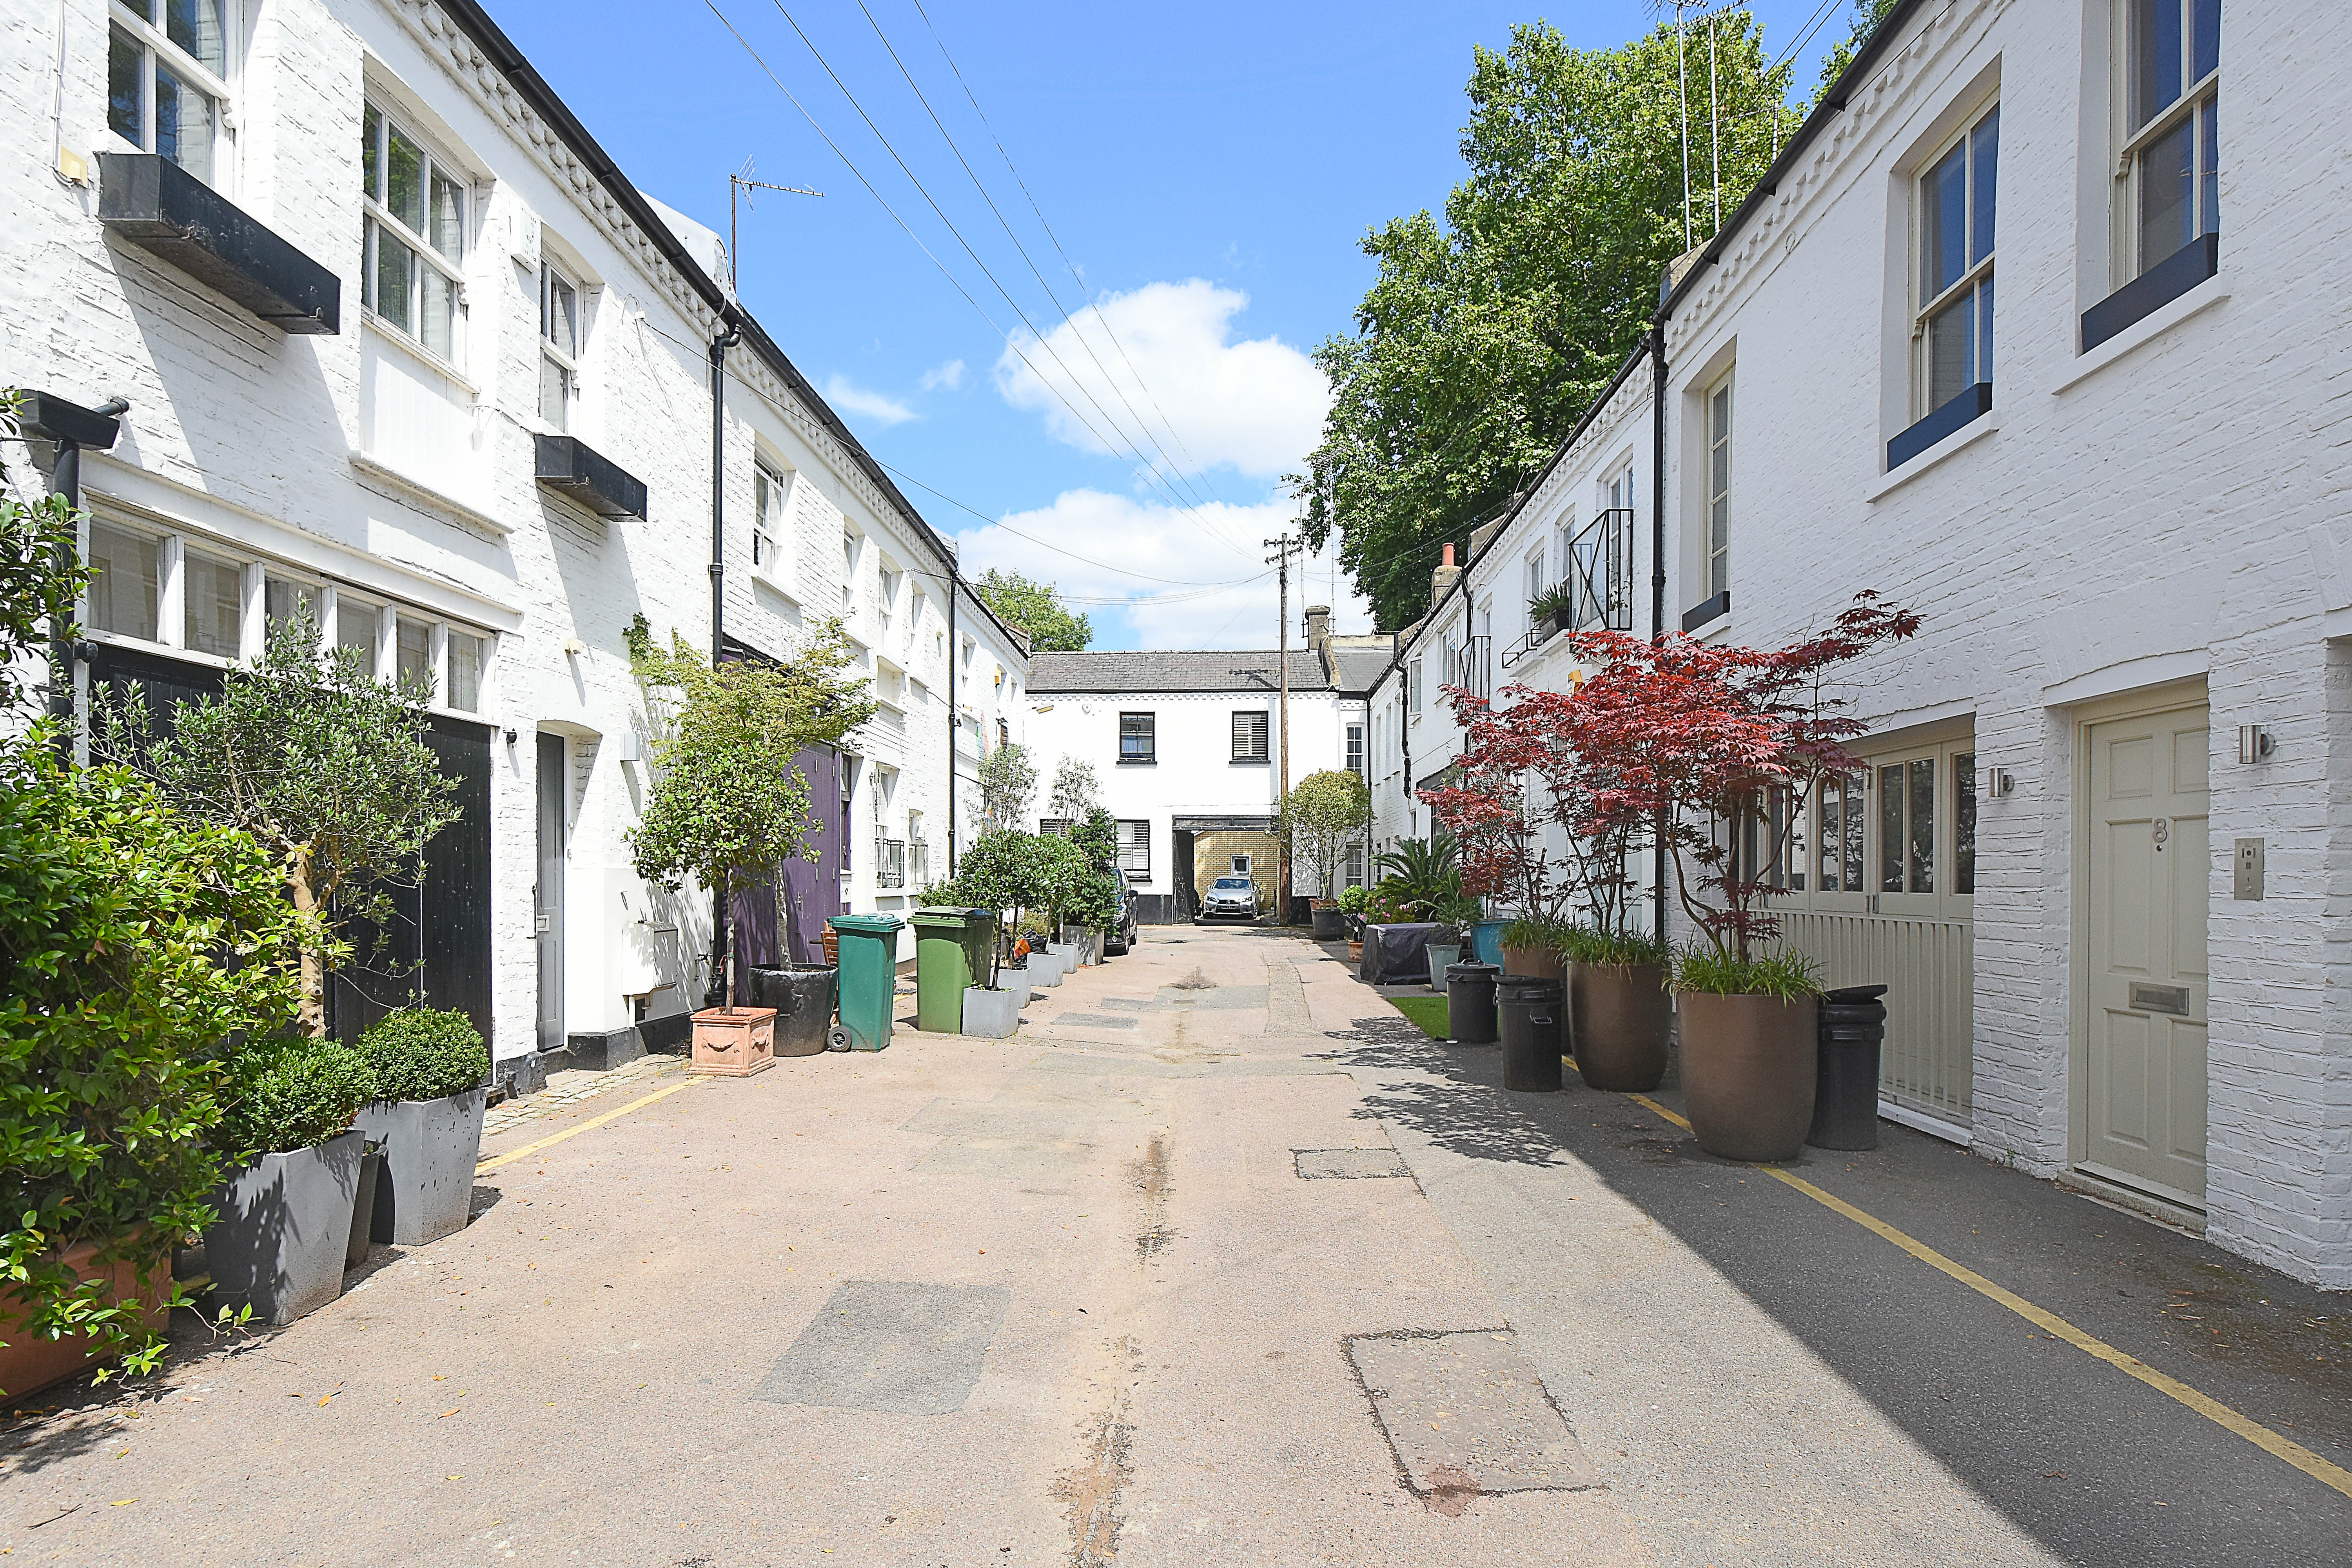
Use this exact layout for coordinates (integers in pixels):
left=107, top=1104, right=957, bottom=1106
left=1105, top=880, right=1140, bottom=955
left=1198, top=874, right=1262, bottom=922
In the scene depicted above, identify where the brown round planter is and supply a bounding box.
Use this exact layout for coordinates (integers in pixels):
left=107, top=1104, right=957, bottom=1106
left=1677, top=990, right=1820, bottom=1161
left=1569, top=961, right=1671, bottom=1091
left=1501, top=944, right=1565, bottom=984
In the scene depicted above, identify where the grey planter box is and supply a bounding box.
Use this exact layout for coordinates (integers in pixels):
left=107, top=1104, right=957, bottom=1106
left=1002, top=963, right=1041, bottom=1001
left=962, top=985, right=1021, bottom=1038
left=355, top=1086, right=488, bottom=1247
left=1066, top=928, right=1102, bottom=966
left=1032, top=950, right=1066, bottom=987
left=204, top=1130, right=364, bottom=1326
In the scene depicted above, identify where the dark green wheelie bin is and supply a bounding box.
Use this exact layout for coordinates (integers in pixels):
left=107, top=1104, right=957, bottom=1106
left=827, top=913, right=905, bottom=1051
left=911, top=907, right=989, bottom=1033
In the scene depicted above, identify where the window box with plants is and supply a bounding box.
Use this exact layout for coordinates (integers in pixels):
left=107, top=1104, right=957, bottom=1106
left=352, top=1008, right=490, bottom=1247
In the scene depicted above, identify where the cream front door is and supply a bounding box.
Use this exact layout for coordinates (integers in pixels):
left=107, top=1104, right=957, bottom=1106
left=2083, top=702, right=2209, bottom=1207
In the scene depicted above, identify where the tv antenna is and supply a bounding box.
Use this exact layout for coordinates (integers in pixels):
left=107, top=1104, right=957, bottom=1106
left=729, top=157, right=824, bottom=291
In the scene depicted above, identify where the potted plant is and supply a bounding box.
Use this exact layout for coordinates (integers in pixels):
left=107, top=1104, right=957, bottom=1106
left=1561, top=594, right=1918, bottom=1159
left=202, top=1035, right=379, bottom=1325
left=624, top=619, right=877, bottom=1065
left=1526, top=581, right=1575, bottom=643
left=353, top=1008, right=491, bottom=1247
left=1561, top=927, right=1673, bottom=1091
left=0, top=445, right=321, bottom=1394
left=1279, top=769, right=1370, bottom=942
left=936, top=829, right=1035, bottom=1036
left=1332, top=883, right=1370, bottom=950
left=1498, top=916, right=1570, bottom=982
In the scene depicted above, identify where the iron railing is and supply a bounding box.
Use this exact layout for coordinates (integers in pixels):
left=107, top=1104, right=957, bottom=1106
left=878, top=837, right=906, bottom=889
left=1447, top=635, right=1492, bottom=702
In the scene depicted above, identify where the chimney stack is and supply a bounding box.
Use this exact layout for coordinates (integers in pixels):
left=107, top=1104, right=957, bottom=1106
left=1303, top=604, right=1332, bottom=650
left=1429, top=542, right=1462, bottom=611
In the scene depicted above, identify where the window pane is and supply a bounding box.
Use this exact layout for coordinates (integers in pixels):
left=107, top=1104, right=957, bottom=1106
left=2131, top=0, right=2183, bottom=132
left=363, top=103, right=380, bottom=201
left=1927, top=290, right=1976, bottom=408
left=2190, top=0, right=2220, bottom=84
left=1842, top=778, right=1866, bottom=891
left=1782, top=786, right=1805, bottom=891
left=386, top=126, right=424, bottom=232
left=1954, top=752, right=1977, bottom=896
left=2200, top=93, right=2219, bottom=237
left=1922, top=138, right=1968, bottom=298
left=376, top=232, right=417, bottom=335
left=109, top=27, right=143, bottom=146
left=544, top=271, right=578, bottom=354
left=338, top=600, right=380, bottom=677
left=1817, top=781, right=1843, bottom=891
left=264, top=576, right=317, bottom=641
left=539, top=356, right=570, bottom=429
left=184, top=552, right=243, bottom=657
left=421, top=267, right=456, bottom=359
left=397, top=617, right=433, bottom=690
left=1978, top=276, right=1995, bottom=388
left=87, top=523, right=159, bottom=640
left=164, top=0, right=224, bottom=72
left=429, top=170, right=465, bottom=261
left=1908, top=757, right=1936, bottom=894
left=154, top=64, right=212, bottom=183
left=1878, top=764, right=1904, bottom=893
left=2136, top=115, right=2196, bottom=272
left=1969, top=107, right=1999, bottom=266
left=446, top=630, right=481, bottom=711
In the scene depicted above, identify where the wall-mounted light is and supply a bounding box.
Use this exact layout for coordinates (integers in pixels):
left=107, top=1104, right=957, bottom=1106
left=562, top=637, right=586, bottom=657
left=1984, top=766, right=2016, bottom=799
left=503, top=727, right=518, bottom=746
left=2238, top=725, right=2276, bottom=764
left=618, top=733, right=644, bottom=764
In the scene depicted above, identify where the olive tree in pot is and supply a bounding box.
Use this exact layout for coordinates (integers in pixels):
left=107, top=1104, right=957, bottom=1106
left=353, top=1009, right=490, bottom=1247
left=1563, top=594, right=1919, bottom=1159
left=0, top=425, right=327, bottom=1390
left=626, top=619, right=876, bottom=1071
left=1279, top=769, right=1370, bottom=940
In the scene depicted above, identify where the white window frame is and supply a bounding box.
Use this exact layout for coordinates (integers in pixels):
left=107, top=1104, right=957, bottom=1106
left=1911, top=98, right=2000, bottom=421
left=362, top=98, right=469, bottom=366
left=1786, top=735, right=1977, bottom=921
left=752, top=461, right=790, bottom=577
left=1703, top=369, right=1733, bottom=602
left=2111, top=0, right=2221, bottom=288
left=538, top=261, right=582, bottom=432
left=107, top=0, right=234, bottom=189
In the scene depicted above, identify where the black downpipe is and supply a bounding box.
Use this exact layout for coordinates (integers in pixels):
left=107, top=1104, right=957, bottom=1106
left=708, top=314, right=742, bottom=1007
left=1649, top=325, right=1669, bottom=950
left=946, top=576, right=957, bottom=877
left=41, top=397, right=129, bottom=739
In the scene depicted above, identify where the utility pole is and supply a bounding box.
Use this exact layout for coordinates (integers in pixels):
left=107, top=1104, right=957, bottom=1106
left=1264, top=532, right=1300, bottom=922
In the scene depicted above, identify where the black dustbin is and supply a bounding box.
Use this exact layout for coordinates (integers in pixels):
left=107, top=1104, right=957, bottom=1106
left=1807, top=983, right=1888, bottom=1150
left=746, top=964, right=839, bottom=1058
left=1497, top=975, right=1564, bottom=1092
left=1446, top=962, right=1500, bottom=1044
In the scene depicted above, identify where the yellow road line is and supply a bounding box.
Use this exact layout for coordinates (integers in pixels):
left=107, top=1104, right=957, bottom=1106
left=1624, top=1093, right=2352, bottom=1502
left=475, top=1076, right=706, bottom=1174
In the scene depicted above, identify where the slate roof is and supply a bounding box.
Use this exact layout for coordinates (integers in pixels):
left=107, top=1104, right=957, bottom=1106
left=1028, top=649, right=1331, bottom=695
left=1325, top=644, right=1393, bottom=696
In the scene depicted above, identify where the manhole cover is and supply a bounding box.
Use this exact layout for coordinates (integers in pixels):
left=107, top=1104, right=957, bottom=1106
left=1347, top=1329, right=1596, bottom=1501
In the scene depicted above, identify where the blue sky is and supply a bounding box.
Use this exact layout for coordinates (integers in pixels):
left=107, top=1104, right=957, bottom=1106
left=497, top=1, right=1858, bottom=649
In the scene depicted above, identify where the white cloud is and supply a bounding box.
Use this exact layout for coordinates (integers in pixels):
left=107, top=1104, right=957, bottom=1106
left=993, top=279, right=1328, bottom=481
left=952, top=488, right=1370, bottom=653
left=919, top=358, right=968, bottom=392
left=820, top=374, right=916, bottom=427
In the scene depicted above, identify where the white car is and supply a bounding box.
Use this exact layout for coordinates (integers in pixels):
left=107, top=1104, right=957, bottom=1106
left=1199, top=875, right=1262, bottom=922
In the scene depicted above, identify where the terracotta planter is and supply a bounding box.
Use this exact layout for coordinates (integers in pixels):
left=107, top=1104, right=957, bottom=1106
left=1501, top=944, right=1565, bottom=984
left=1677, top=991, right=1820, bottom=1161
left=1569, top=962, right=1673, bottom=1092
left=821, top=927, right=840, bottom=967
left=0, top=1240, right=170, bottom=1399
left=691, top=1006, right=777, bottom=1076
left=1347, top=939, right=1364, bottom=965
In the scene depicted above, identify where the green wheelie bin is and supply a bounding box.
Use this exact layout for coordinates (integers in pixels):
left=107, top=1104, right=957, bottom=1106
left=827, top=913, right=905, bottom=1051
left=911, top=907, right=984, bottom=1033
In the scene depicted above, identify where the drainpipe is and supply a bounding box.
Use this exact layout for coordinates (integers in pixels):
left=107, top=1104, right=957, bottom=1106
left=1650, top=323, right=1669, bottom=949
left=708, top=313, right=741, bottom=1007
left=31, top=394, right=129, bottom=737
left=946, top=572, right=957, bottom=877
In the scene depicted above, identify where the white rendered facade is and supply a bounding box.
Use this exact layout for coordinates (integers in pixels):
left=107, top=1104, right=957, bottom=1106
left=1, top=0, right=1022, bottom=1077
left=1367, top=0, right=2352, bottom=1285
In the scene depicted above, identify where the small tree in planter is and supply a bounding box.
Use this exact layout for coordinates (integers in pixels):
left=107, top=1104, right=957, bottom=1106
left=978, top=741, right=1038, bottom=833
left=352, top=1007, right=491, bottom=1247
left=1279, top=769, right=1370, bottom=906
left=0, top=410, right=323, bottom=1390
left=1565, top=593, right=1918, bottom=1155
left=97, top=611, right=460, bottom=1038
left=627, top=619, right=876, bottom=1034
left=1049, top=756, right=1102, bottom=822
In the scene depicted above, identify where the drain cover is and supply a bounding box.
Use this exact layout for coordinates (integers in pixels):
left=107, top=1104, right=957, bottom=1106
left=1294, top=1148, right=1411, bottom=1180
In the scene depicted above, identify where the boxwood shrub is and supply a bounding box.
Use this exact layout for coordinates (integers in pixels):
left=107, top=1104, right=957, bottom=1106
left=210, top=1036, right=378, bottom=1159
left=356, top=1007, right=488, bottom=1103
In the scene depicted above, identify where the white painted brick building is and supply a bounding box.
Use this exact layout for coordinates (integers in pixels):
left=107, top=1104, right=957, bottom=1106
left=1, top=0, right=1025, bottom=1086
left=1365, top=0, right=2351, bottom=1286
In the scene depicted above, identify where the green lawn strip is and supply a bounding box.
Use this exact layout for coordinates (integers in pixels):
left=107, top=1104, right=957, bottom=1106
left=1389, top=993, right=1449, bottom=1040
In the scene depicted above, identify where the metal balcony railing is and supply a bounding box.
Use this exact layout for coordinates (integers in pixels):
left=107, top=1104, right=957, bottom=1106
left=1501, top=506, right=1634, bottom=671
left=1447, top=635, right=1492, bottom=702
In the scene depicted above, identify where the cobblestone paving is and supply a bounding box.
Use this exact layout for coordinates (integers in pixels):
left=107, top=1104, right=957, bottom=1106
left=481, top=1050, right=685, bottom=1136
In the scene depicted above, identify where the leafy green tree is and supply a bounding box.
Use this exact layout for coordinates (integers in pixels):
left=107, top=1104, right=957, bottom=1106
left=1279, top=768, right=1371, bottom=899
left=1298, top=19, right=1796, bottom=628
left=974, top=569, right=1091, bottom=652
left=100, top=611, right=461, bottom=1036
left=1049, top=754, right=1101, bottom=822
left=978, top=739, right=1038, bottom=833
left=0, top=394, right=321, bottom=1389
left=1813, top=0, right=1901, bottom=100
left=626, top=618, right=876, bottom=1007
